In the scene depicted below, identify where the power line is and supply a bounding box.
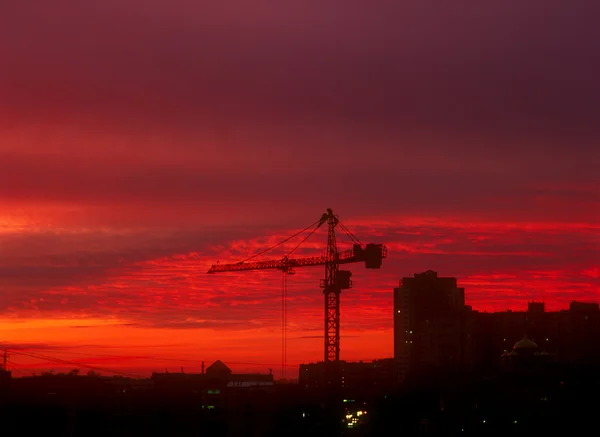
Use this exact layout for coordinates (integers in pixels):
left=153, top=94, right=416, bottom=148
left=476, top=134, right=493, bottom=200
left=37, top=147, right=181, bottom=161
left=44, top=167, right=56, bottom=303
left=13, top=349, right=300, bottom=367
left=6, top=348, right=303, bottom=369
left=4, top=358, right=43, bottom=375
left=6, top=348, right=389, bottom=379
left=9, top=350, right=143, bottom=378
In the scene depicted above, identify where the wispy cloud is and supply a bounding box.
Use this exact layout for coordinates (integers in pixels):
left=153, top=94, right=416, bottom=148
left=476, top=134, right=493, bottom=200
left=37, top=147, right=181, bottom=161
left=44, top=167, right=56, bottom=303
left=0, top=218, right=597, bottom=331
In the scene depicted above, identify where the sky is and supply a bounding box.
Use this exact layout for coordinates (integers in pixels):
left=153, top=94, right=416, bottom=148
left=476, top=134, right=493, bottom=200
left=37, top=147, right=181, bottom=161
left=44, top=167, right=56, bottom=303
left=0, top=1, right=598, bottom=378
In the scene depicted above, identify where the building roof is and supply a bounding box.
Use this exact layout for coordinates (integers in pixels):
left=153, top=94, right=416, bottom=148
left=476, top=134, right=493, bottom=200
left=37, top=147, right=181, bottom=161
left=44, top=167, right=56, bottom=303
left=206, top=360, right=232, bottom=375
left=513, top=336, right=538, bottom=350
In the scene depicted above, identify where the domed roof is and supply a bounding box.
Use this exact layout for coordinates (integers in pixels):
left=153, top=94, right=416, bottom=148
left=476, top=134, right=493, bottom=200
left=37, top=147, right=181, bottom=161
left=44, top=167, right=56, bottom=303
left=514, top=336, right=538, bottom=350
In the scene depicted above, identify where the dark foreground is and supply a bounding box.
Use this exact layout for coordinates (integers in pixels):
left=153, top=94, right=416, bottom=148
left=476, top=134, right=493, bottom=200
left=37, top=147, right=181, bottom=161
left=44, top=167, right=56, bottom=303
left=1, top=366, right=599, bottom=436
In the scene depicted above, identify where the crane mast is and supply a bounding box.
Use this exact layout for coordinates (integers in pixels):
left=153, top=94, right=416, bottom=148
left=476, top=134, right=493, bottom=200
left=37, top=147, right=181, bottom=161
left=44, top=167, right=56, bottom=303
left=323, top=210, right=340, bottom=363
left=207, top=208, right=386, bottom=385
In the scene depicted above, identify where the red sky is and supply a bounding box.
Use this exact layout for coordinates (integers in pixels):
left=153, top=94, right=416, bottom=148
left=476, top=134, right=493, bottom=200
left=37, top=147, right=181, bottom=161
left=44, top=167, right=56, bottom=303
left=0, top=1, right=598, bottom=378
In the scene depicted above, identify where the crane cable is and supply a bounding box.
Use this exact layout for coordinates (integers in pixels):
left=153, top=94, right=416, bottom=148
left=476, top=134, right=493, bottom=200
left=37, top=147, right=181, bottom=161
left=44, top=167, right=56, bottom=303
left=281, top=271, right=287, bottom=379
left=285, top=221, right=323, bottom=258
left=338, top=220, right=364, bottom=248
left=239, top=218, right=323, bottom=263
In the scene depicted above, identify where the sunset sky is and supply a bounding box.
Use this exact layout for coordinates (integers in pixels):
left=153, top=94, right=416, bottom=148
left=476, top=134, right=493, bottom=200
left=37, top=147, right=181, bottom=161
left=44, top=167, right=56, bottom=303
left=0, top=1, right=598, bottom=378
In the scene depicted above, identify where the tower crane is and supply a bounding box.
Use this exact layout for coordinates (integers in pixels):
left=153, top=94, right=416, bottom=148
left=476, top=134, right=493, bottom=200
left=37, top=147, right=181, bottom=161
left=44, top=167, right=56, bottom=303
left=207, top=209, right=387, bottom=384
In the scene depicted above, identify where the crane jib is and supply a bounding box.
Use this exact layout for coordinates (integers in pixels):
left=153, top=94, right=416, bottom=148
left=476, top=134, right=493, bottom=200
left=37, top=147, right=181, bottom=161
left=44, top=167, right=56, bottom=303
left=207, top=244, right=386, bottom=273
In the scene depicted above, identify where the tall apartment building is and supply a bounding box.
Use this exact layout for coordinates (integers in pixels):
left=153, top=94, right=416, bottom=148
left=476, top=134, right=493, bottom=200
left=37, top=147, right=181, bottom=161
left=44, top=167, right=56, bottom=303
left=394, top=270, right=471, bottom=381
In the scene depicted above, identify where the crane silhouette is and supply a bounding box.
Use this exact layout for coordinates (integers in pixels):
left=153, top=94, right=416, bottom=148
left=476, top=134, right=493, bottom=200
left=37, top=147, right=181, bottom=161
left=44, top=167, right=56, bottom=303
left=208, top=209, right=387, bottom=385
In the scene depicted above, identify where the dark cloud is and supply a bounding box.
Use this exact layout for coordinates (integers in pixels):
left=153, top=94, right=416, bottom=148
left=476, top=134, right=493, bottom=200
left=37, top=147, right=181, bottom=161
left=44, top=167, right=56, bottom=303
left=0, top=341, right=106, bottom=351
left=70, top=323, right=139, bottom=328
left=1, top=1, right=598, bottom=228
left=0, top=148, right=597, bottom=225
left=2, top=1, right=599, bottom=138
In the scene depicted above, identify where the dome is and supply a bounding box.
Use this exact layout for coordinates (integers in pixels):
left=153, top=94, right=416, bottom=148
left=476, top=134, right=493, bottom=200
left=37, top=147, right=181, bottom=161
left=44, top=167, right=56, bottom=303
left=514, top=336, right=538, bottom=350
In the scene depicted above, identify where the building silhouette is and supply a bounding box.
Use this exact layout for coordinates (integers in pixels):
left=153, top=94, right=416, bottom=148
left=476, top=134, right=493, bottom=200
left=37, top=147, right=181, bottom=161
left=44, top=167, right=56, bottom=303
left=152, top=359, right=274, bottom=408
left=298, top=358, right=396, bottom=395
left=393, top=270, right=471, bottom=381
left=471, top=300, right=600, bottom=369
left=393, top=271, right=600, bottom=383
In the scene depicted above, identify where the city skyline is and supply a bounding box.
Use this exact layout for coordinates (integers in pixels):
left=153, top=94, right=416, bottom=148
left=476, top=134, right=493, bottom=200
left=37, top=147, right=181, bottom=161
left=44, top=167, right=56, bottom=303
left=2, top=266, right=597, bottom=378
left=1, top=1, right=599, bottom=377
